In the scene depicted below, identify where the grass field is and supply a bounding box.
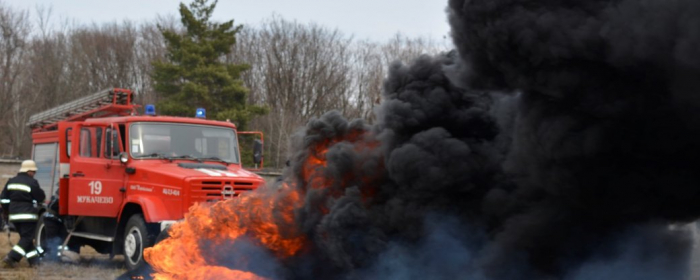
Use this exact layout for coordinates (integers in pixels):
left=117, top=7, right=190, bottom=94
left=0, top=231, right=126, bottom=280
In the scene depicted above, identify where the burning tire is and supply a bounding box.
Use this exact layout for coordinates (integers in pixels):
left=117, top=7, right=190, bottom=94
left=123, top=214, right=156, bottom=271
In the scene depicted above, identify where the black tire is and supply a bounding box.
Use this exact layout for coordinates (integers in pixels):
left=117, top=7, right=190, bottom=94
left=123, top=214, right=156, bottom=271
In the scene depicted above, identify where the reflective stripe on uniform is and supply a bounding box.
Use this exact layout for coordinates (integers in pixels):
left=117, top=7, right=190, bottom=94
left=0, top=199, right=9, bottom=204
left=26, top=250, right=39, bottom=258
left=7, top=184, right=31, bottom=192
left=36, top=246, right=44, bottom=254
left=9, top=213, right=38, bottom=221
left=12, top=245, right=26, bottom=256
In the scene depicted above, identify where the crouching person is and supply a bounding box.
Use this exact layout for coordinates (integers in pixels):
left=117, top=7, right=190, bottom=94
left=0, top=160, right=46, bottom=268
left=40, top=197, right=81, bottom=264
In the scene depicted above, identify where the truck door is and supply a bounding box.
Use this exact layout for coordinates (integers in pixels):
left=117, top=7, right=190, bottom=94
left=57, top=121, right=78, bottom=215
left=68, top=123, right=125, bottom=217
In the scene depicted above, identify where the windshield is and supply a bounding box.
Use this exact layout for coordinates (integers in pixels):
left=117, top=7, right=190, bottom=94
left=129, top=122, right=239, bottom=163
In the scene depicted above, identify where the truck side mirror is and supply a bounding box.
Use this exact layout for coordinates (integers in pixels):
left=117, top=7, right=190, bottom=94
left=253, top=139, right=263, bottom=165
left=119, top=152, right=129, bottom=164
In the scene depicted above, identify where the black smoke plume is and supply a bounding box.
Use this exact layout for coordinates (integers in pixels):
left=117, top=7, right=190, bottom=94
left=277, top=0, right=700, bottom=278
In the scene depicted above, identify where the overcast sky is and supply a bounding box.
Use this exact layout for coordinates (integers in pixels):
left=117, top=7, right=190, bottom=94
left=4, top=0, right=452, bottom=42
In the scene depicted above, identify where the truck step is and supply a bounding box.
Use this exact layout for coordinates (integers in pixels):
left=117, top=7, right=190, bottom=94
left=71, top=231, right=114, bottom=242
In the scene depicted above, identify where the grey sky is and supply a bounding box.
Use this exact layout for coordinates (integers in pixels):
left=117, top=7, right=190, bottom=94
left=4, top=0, right=452, bottom=42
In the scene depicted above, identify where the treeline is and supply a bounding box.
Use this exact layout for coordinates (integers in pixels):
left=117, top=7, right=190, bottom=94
left=0, top=3, right=446, bottom=168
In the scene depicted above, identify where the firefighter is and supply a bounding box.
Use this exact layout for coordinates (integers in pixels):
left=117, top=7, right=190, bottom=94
left=0, top=160, right=46, bottom=268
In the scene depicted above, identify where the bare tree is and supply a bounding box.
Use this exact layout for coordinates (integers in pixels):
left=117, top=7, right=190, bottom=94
left=349, top=40, right=384, bottom=121
left=230, top=16, right=355, bottom=168
left=0, top=2, right=31, bottom=157
left=132, top=19, right=170, bottom=105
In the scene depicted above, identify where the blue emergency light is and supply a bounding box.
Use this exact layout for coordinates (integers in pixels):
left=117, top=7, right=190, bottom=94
left=145, top=104, right=156, bottom=115
left=196, top=108, right=206, bottom=118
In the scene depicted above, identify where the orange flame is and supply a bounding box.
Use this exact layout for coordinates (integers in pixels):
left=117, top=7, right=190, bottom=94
left=145, top=184, right=306, bottom=279
left=151, top=265, right=268, bottom=280
left=145, top=130, right=378, bottom=279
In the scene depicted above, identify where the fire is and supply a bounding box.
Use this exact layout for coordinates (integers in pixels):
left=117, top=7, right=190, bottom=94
left=144, top=183, right=306, bottom=279
left=151, top=265, right=268, bottom=280
left=303, top=140, right=332, bottom=191
left=145, top=129, right=378, bottom=279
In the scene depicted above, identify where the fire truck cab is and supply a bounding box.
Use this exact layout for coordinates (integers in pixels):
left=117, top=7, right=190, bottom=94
left=27, top=88, right=265, bottom=270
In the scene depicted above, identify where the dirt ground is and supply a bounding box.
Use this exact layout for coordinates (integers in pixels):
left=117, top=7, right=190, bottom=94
left=0, top=231, right=126, bottom=280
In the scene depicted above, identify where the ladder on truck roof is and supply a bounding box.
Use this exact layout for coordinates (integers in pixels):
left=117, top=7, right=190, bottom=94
left=28, top=88, right=138, bottom=132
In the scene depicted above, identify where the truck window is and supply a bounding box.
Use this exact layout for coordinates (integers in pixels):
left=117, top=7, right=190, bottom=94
left=130, top=122, right=240, bottom=163
left=105, top=127, right=122, bottom=159
left=119, top=124, right=126, bottom=152
left=32, top=143, right=58, bottom=196
left=80, top=128, right=92, bottom=157
left=66, top=128, right=72, bottom=158
left=95, top=127, right=102, bottom=158
left=78, top=127, right=104, bottom=158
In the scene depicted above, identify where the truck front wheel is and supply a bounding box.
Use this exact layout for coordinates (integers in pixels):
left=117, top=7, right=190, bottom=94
left=123, top=214, right=155, bottom=271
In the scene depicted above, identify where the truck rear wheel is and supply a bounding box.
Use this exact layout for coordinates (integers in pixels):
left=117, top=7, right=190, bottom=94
left=123, top=214, right=155, bottom=271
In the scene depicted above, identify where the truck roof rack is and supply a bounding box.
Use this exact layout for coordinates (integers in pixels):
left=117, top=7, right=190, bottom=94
left=28, top=88, right=138, bottom=132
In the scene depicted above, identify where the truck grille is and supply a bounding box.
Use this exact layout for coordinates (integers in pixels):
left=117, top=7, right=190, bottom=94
left=190, top=180, right=256, bottom=201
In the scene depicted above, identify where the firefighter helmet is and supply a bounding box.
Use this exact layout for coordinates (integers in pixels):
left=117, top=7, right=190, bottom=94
left=19, top=160, right=38, bottom=172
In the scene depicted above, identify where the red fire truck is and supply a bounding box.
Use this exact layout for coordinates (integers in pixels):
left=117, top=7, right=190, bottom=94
left=26, top=88, right=265, bottom=270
